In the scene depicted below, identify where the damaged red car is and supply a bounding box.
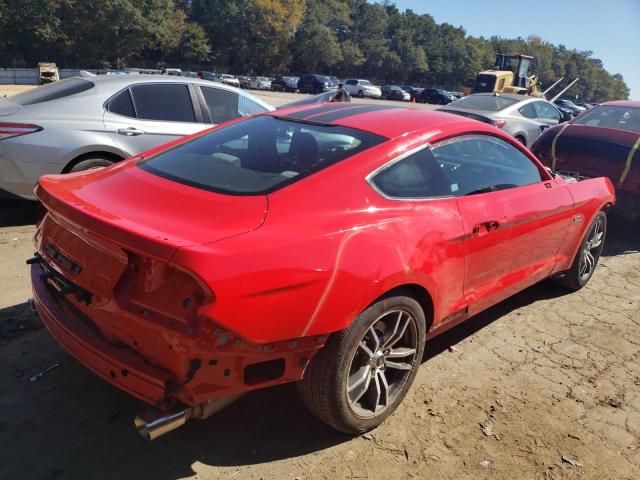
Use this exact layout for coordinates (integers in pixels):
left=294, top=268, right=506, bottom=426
left=30, top=103, right=615, bottom=439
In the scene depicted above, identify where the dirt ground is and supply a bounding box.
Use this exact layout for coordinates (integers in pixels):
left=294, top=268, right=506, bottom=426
left=0, top=83, right=639, bottom=480
left=1, top=196, right=639, bottom=480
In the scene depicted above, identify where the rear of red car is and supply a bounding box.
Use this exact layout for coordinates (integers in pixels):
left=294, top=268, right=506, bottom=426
left=29, top=161, right=323, bottom=415
left=29, top=111, right=390, bottom=436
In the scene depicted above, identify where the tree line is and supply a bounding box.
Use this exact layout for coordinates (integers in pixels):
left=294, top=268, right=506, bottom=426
left=0, top=0, right=629, bottom=101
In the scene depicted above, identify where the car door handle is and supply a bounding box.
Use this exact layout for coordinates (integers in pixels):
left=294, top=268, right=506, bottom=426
left=540, top=124, right=550, bottom=131
left=117, top=127, right=145, bottom=136
left=472, top=221, right=500, bottom=237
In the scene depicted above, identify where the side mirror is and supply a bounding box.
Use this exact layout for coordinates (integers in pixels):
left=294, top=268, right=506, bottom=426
left=560, top=111, right=573, bottom=123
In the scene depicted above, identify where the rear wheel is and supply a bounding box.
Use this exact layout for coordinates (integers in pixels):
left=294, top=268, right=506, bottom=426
left=69, top=157, right=115, bottom=173
left=298, top=295, right=426, bottom=433
left=357, top=90, right=365, bottom=98
left=515, top=135, right=527, bottom=146
left=555, top=211, right=607, bottom=291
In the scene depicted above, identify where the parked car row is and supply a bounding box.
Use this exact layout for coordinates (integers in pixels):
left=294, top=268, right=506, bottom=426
left=86, top=67, right=465, bottom=108
left=2, top=72, right=621, bottom=204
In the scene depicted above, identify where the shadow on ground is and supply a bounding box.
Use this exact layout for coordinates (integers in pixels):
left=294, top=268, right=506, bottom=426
left=0, top=190, right=39, bottom=227
left=0, top=279, right=572, bottom=480
left=602, top=212, right=640, bottom=256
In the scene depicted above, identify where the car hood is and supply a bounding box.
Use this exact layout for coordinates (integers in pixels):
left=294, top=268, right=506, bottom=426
left=0, top=99, right=22, bottom=117
left=36, top=159, right=268, bottom=260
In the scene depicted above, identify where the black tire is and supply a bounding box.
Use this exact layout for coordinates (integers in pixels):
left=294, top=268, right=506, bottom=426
left=69, top=157, right=115, bottom=172
left=516, top=136, right=527, bottom=146
left=298, top=295, right=426, bottom=434
left=555, top=211, right=607, bottom=291
left=357, top=90, right=365, bottom=98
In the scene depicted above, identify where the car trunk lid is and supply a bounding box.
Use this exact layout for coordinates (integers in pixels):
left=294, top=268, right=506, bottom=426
left=36, top=160, right=268, bottom=264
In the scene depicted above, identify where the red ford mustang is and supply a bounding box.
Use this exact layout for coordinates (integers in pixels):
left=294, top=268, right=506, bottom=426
left=30, top=103, right=615, bottom=439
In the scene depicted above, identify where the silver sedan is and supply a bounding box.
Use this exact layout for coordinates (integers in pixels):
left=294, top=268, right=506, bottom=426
left=438, top=93, right=571, bottom=147
left=0, top=75, right=272, bottom=199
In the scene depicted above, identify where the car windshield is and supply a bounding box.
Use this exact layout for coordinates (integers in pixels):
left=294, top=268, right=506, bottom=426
left=8, top=78, right=94, bottom=105
left=573, top=105, right=640, bottom=133
left=139, top=115, right=387, bottom=195
left=448, top=95, right=519, bottom=112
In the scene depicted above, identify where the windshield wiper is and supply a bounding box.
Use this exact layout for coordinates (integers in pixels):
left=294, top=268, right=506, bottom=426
left=464, top=183, right=517, bottom=196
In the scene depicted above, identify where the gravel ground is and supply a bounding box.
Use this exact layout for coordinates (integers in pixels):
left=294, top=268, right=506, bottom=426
left=0, top=83, right=638, bottom=480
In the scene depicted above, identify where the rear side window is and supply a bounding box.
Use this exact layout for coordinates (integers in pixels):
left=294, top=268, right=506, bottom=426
left=130, top=84, right=195, bottom=122
left=431, top=135, right=542, bottom=196
left=200, top=87, right=267, bottom=124
left=201, top=87, right=240, bottom=124
left=372, top=135, right=543, bottom=199
left=9, top=78, right=94, bottom=106
left=139, top=115, right=386, bottom=195
left=107, top=89, right=135, bottom=117
left=518, top=103, right=537, bottom=119
left=534, top=102, right=561, bottom=121
left=372, top=148, right=452, bottom=198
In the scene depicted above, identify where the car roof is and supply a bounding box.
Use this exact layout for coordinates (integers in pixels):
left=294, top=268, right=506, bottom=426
left=269, top=103, right=496, bottom=139
left=470, top=92, right=533, bottom=102
left=53, top=75, right=273, bottom=111
left=78, top=74, right=234, bottom=89
left=601, top=100, right=640, bottom=108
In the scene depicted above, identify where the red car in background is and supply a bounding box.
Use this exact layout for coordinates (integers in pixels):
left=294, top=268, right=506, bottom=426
left=30, top=104, right=614, bottom=440
left=532, top=101, right=640, bottom=219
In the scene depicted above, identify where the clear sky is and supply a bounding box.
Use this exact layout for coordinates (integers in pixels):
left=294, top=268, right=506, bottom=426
left=392, top=0, right=640, bottom=100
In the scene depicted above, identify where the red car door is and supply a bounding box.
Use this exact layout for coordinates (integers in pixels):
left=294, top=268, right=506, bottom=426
left=431, top=134, right=574, bottom=315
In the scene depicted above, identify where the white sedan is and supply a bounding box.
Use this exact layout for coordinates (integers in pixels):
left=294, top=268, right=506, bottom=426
left=344, top=79, right=382, bottom=98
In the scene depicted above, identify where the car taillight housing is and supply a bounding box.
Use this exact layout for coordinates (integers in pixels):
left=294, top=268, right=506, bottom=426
left=115, top=252, right=213, bottom=335
left=492, top=119, right=507, bottom=129
left=0, top=123, right=42, bottom=140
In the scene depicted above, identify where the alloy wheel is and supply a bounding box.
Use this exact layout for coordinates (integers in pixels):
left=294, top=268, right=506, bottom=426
left=579, top=216, right=605, bottom=280
left=346, top=309, right=419, bottom=418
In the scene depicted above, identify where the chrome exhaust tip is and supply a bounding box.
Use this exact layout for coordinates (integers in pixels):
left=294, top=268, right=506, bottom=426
left=134, top=408, right=193, bottom=441
left=134, top=394, right=243, bottom=440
